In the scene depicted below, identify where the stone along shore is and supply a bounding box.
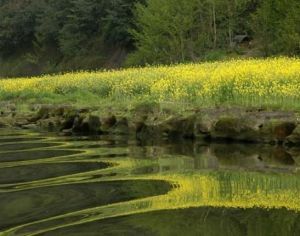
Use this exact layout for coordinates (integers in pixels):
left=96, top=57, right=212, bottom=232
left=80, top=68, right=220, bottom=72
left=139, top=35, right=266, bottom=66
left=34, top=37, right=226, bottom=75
left=1, top=103, right=300, bottom=145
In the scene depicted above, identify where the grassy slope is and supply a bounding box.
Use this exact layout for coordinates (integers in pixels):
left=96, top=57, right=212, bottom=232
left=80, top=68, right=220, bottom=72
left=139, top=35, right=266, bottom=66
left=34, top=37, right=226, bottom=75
left=1, top=58, right=300, bottom=112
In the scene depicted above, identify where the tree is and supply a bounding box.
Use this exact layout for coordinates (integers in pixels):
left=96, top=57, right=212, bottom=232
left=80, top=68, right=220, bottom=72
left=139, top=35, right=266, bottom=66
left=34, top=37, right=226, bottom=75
left=253, top=0, right=300, bottom=56
left=128, top=0, right=256, bottom=65
left=58, top=0, right=104, bottom=57
left=128, top=0, right=212, bottom=65
left=104, top=0, right=141, bottom=46
left=0, top=0, right=38, bottom=57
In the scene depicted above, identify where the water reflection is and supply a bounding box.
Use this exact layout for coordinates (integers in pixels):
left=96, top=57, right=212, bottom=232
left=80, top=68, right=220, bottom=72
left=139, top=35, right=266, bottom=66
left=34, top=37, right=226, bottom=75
left=0, top=149, right=83, bottom=162
left=0, top=162, right=110, bottom=184
left=0, top=180, right=171, bottom=230
left=0, top=129, right=300, bottom=235
left=41, top=207, right=300, bottom=236
left=0, top=142, right=63, bottom=151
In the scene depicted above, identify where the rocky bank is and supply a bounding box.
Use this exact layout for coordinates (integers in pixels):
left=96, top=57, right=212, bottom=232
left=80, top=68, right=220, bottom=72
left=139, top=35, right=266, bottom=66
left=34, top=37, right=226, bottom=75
left=1, top=102, right=300, bottom=145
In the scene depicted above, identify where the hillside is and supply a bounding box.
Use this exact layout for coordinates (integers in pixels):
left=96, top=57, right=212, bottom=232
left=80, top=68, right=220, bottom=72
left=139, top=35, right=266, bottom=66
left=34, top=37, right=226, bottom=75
left=1, top=58, right=300, bottom=110
left=0, top=0, right=299, bottom=77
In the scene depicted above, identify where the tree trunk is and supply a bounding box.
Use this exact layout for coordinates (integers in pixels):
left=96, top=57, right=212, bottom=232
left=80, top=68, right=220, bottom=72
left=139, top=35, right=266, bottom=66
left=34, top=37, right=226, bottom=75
left=212, top=1, right=217, bottom=49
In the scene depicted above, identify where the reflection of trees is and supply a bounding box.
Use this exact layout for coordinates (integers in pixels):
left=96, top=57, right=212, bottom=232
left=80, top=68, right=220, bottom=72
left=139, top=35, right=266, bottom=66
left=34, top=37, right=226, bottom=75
left=50, top=207, right=300, bottom=236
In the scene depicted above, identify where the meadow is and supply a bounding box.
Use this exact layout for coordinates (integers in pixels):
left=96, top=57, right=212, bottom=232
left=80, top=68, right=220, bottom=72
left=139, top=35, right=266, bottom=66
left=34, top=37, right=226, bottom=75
left=1, top=57, right=300, bottom=110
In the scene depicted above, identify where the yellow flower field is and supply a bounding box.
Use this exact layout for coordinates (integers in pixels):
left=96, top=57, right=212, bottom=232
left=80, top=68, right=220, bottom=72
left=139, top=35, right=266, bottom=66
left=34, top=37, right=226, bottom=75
left=1, top=57, right=300, bottom=108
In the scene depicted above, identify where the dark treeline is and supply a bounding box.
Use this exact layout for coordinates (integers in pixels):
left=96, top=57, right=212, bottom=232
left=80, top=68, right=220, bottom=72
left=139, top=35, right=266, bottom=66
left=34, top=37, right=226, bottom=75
left=0, top=0, right=299, bottom=77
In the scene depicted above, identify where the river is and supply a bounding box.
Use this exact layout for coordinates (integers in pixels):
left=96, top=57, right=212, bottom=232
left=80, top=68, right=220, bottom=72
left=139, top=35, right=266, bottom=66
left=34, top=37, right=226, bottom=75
left=1, top=129, right=300, bottom=235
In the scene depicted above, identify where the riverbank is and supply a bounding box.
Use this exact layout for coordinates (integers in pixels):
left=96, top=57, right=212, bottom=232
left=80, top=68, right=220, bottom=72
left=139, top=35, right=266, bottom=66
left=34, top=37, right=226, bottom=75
left=1, top=58, right=300, bottom=144
left=1, top=102, right=300, bottom=145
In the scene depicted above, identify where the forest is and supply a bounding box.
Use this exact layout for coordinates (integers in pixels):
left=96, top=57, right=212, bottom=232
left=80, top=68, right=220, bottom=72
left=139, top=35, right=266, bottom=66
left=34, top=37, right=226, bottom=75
left=0, top=0, right=299, bottom=77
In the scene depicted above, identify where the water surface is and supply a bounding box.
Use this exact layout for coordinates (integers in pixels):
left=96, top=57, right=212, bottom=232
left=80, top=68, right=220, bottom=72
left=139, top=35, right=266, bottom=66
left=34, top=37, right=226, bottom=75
left=1, top=129, right=300, bottom=235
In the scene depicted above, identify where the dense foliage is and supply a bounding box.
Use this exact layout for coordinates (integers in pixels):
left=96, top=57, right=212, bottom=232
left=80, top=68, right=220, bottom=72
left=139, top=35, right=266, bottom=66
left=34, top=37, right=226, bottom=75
left=0, top=0, right=139, bottom=76
left=129, top=0, right=300, bottom=65
left=0, top=0, right=299, bottom=76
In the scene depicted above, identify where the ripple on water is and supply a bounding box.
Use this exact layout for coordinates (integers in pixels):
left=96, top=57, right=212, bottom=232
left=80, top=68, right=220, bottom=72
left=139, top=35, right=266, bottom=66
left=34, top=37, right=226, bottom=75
left=0, top=142, right=63, bottom=152
left=0, top=149, right=83, bottom=162
left=39, top=207, right=300, bottom=236
left=0, top=162, right=111, bottom=184
left=0, top=129, right=31, bottom=136
left=0, top=180, right=171, bottom=231
left=0, top=137, right=44, bottom=143
left=2, top=130, right=300, bottom=235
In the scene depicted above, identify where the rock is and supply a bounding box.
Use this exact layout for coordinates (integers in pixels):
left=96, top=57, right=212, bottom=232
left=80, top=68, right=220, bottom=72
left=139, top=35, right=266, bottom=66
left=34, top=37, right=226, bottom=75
left=72, top=115, right=101, bottom=134
left=52, top=105, right=72, bottom=117
left=61, top=116, right=76, bottom=130
left=85, top=115, right=101, bottom=133
left=34, top=105, right=78, bottom=120
left=60, top=109, right=78, bottom=130
left=0, top=102, right=16, bottom=117
left=37, top=117, right=62, bottom=131
left=112, top=117, right=129, bottom=135
left=36, top=105, right=53, bottom=119
left=194, top=116, right=213, bottom=139
left=101, top=115, right=117, bottom=131
left=159, top=115, right=196, bottom=139
left=260, top=121, right=296, bottom=143
left=4, top=103, right=300, bottom=146
left=211, top=117, right=259, bottom=142
left=136, top=122, right=163, bottom=140
left=286, top=125, right=300, bottom=144
left=29, top=105, right=82, bottom=131
left=14, top=116, right=32, bottom=127
left=72, top=115, right=85, bottom=132
left=7, top=103, right=16, bottom=112
left=273, top=122, right=296, bottom=140
left=208, top=112, right=297, bottom=144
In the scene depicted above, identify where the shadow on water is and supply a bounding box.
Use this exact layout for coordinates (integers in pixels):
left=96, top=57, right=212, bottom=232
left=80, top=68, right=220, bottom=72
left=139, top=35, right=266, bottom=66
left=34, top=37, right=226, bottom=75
left=40, top=207, right=300, bottom=236
left=0, top=162, right=111, bottom=184
left=1, top=129, right=300, bottom=235
left=0, top=137, right=44, bottom=143
left=0, top=142, right=63, bottom=152
left=0, top=149, right=83, bottom=162
left=0, top=180, right=171, bottom=230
